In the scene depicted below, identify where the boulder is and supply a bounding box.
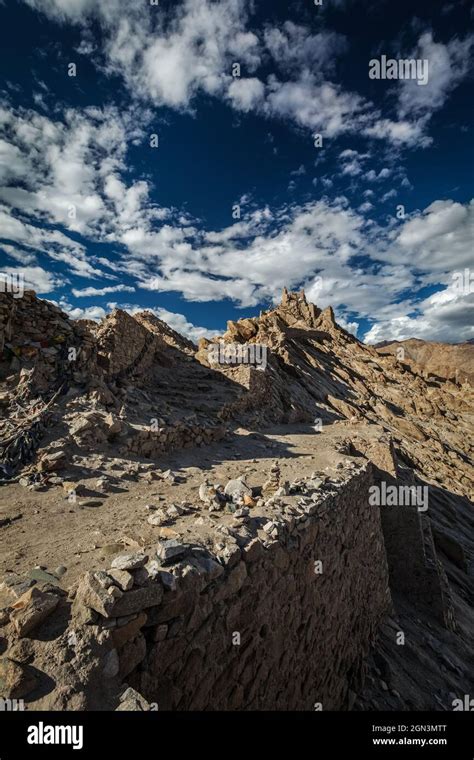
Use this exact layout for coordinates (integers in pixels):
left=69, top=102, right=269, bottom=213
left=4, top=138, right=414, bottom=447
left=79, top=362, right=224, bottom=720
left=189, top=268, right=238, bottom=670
left=38, top=450, right=67, bottom=472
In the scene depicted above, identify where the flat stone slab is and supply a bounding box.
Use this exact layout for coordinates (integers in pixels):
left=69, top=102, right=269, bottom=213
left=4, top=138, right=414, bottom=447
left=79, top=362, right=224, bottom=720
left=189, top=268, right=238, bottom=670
left=156, top=540, right=189, bottom=564
left=75, top=573, right=163, bottom=618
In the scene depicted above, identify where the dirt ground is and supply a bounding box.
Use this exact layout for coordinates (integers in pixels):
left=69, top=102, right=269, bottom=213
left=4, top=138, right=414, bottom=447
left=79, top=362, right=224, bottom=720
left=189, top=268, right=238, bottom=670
left=0, top=420, right=374, bottom=605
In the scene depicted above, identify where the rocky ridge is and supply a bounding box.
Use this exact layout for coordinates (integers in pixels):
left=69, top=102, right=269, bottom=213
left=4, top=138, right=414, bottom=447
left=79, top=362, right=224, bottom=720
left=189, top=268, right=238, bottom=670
left=376, top=337, right=474, bottom=387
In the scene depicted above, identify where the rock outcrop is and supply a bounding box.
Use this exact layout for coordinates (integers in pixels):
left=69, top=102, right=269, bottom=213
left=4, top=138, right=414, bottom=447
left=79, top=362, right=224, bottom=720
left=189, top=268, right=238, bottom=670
left=376, top=337, right=474, bottom=387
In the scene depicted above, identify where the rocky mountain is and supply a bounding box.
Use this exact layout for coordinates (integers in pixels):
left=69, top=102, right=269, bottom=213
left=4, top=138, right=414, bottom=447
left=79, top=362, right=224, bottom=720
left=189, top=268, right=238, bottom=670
left=375, top=337, right=474, bottom=386
left=0, top=288, right=472, bottom=712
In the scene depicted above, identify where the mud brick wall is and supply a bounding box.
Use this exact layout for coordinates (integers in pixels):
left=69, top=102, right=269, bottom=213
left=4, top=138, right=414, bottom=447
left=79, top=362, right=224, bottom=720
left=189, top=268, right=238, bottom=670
left=89, top=465, right=392, bottom=711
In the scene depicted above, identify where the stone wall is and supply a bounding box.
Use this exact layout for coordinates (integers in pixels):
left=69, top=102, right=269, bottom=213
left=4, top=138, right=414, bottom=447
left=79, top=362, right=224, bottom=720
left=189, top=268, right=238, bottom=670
left=0, top=291, right=75, bottom=377
left=368, top=456, right=456, bottom=631
left=0, top=290, right=93, bottom=390
left=123, top=420, right=227, bottom=457
left=72, top=464, right=392, bottom=711
left=380, top=499, right=456, bottom=630
left=95, top=309, right=162, bottom=379
left=0, top=290, right=71, bottom=343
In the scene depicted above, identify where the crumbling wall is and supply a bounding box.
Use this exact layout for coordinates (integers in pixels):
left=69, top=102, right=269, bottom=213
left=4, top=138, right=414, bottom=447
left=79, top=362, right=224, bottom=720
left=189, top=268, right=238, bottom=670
left=95, top=309, right=162, bottom=379
left=0, top=291, right=75, bottom=383
left=124, top=420, right=227, bottom=457
left=134, top=311, right=196, bottom=354
left=0, top=291, right=74, bottom=345
left=70, top=465, right=391, bottom=711
left=216, top=366, right=281, bottom=422
left=364, top=440, right=457, bottom=631
left=0, top=295, right=14, bottom=355
left=0, top=291, right=96, bottom=476
left=0, top=290, right=93, bottom=389
left=380, top=501, right=456, bottom=630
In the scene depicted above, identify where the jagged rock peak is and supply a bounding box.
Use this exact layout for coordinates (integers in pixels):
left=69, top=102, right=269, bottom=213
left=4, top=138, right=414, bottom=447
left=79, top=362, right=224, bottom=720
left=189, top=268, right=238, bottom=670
left=320, top=304, right=335, bottom=322
left=274, top=287, right=321, bottom=328
left=281, top=286, right=307, bottom=305
left=215, top=288, right=325, bottom=344
left=317, top=305, right=339, bottom=331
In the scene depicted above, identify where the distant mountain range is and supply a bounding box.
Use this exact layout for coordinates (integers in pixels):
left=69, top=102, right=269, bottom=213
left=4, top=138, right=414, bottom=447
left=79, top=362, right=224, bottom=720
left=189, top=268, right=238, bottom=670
left=375, top=338, right=474, bottom=386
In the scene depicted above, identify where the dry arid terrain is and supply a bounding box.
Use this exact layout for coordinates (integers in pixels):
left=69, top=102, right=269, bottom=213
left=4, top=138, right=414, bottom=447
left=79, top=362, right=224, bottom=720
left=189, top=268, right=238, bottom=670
left=376, top=338, right=474, bottom=386
left=0, top=288, right=472, bottom=711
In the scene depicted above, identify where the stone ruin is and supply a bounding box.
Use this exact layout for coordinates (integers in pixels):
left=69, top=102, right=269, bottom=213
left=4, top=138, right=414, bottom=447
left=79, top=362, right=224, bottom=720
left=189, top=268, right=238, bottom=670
left=0, top=288, right=472, bottom=710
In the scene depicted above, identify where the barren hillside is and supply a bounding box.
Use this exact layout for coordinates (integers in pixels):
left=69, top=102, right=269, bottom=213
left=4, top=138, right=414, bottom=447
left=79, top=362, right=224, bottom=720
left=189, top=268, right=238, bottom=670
left=376, top=338, right=474, bottom=386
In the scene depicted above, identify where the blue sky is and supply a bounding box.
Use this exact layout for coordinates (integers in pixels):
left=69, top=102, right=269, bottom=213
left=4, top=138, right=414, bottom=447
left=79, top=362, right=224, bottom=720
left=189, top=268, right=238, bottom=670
left=0, top=0, right=473, bottom=343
